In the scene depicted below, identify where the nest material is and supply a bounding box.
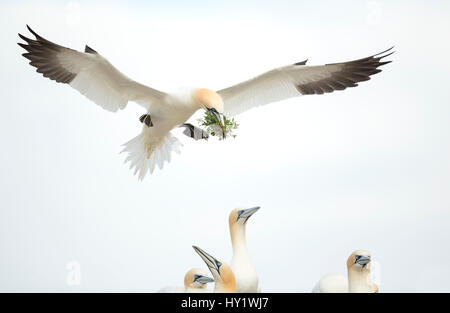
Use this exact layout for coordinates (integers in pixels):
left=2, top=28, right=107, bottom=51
left=198, top=111, right=239, bottom=140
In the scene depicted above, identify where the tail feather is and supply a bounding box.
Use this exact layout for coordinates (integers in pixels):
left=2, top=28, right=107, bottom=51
left=121, top=132, right=182, bottom=180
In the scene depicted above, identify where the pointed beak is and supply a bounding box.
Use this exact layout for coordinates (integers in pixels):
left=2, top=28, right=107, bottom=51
left=194, top=274, right=215, bottom=284
left=192, top=245, right=221, bottom=274
left=238, top=206, right=260, bottom=221
left=355, top=255, right=371, bottom=266
left=207, top=108, right=225, bottom=130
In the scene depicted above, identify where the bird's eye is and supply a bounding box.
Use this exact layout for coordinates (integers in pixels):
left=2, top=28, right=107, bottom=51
left=237, top=210, right=244, bottom=219
left=216, top=260, right=222, bottom=268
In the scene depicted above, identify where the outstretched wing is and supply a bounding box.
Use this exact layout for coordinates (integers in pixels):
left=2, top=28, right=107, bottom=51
left=18, top=25, right=166, bottom=112
left=218, top=48, right=394, bottom=116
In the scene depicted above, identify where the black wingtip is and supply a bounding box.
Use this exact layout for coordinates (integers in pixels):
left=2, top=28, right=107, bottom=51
left=84, top=45, right=97, bottom=54
left=374, top=46, right=394, bottom=57
left=294, top=59, right=308, bottom=66
left=374, top=47, right=395, bottom=62
left=379, top=51, right=395, bottom=60
left=17, top=34, right=25, bottom=48
left=18, top=33, right=33, bottom=44
left=17, top=42, right=28, bottom=50
left=377, top=60, right=392, bottom=67
left=25, top=24, right=45, bottom=41
left=26, top=25, right=35, bottom=36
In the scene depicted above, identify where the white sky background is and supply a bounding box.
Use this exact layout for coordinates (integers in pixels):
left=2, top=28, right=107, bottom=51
left=0, top=0, right=449, bottom=292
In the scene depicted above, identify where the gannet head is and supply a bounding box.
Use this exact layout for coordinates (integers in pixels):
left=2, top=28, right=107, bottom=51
left=346, top=249, right=378, bottom=292
left=192, top=88, right=224, bottom=113
left=184, top=268, right=214, bottom=290
left=192, top=88, right=225, bottom=127
left=229, top=207, right=260, bottom=228
left=347, top=249, right=372, bottom=272
left=192, top=245, right=236, bottom=293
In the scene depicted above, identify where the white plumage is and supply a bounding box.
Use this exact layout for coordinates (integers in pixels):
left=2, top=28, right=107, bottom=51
left=229, top=207, right=260, bottom=293
left=19, top=25, right=393, bottom=179
left=312, top=273, right=348, bottom=293
left=121, top=131, right=182, bottom=180
left=313, top=250, right=379, bottom=293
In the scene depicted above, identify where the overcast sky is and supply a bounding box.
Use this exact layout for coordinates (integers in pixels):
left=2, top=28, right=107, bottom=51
left=1, top=0, right=449, bottom=292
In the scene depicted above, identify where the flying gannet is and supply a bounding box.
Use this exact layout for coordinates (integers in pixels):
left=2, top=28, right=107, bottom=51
left=157, top=268, right=214, bottom=293
left=229, top=207, right=260, bottom=293
left=312, top=249, right=379, bottom=293
left=18, top=25, right=393, bottom=179
left=192, top=246, right=236, bottom=293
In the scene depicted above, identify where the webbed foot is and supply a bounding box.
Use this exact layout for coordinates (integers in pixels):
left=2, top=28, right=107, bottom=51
left=180, top=123, right=209, bottom=141
left=139, top=114, right=153, bottom=127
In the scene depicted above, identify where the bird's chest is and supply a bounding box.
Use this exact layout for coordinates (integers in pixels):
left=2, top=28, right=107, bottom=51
left=349, top=284, right=374, bottom=293
left=232, top=259, right=259, bottom=292
left=149, top=101, right=196, bottom=130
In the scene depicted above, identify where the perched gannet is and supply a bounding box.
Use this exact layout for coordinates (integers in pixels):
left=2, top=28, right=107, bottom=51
left=229, top=207, right=260, bottom=293
left=18, top=25, right=393, bottom=179
left=347, top=250, right=379, bottom=293
left=157, top=268, right=214, bottom=293
left=312, top=249, right=378, bottom=293
left=192, top=246, right=236, bottom=293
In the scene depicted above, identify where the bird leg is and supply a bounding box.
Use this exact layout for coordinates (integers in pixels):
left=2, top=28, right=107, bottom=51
left=179, top=123, right=209, bottom=141
left=139, top=114, right=153, bottom=127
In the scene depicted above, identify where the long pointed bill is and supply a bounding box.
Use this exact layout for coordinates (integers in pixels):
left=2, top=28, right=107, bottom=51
left=207, top=108, right=225, bottom=132
left=192, top=245, right=221, bottom=274
left=356, top=255, right=371, bottom=266
left=238, top=206, right=260, bottom=222
left=194, top=274, right=215, bottom=284
left=216, top=112, right=225, bottom=129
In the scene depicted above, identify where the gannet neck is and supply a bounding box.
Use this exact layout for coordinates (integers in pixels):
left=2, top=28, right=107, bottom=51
left=230, top=222, right=248, bottom=255
left=348, top=269, right=374, bottom=293
left=228, top=208, right=259, bottom=293
left=214, top=263, right=236, bottom=293
left=214, top=282, right=236, bottom=293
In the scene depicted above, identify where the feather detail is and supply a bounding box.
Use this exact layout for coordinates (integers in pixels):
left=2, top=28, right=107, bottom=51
left=121, top=132, right=182, bottom=180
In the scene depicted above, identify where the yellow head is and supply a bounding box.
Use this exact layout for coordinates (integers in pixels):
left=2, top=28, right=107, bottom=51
left=192, top=88, right=224, bottom=113
left=346, top=249, right=379, bottom=292
left=347, top=249, right=372, bottom=273
left=229, top=207, right=260, bottom=248
left=229, top=207, right=260, bottom=228
left=184, top=268, right=214, bottom=290
left=192, top=245, right=236, bottom=293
